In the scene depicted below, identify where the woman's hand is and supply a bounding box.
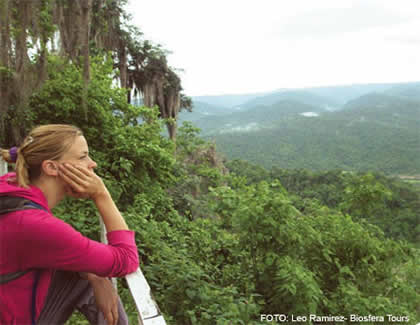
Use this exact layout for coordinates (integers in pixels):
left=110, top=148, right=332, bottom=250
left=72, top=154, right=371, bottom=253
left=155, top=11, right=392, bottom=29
left=58, top=163, right=108, bottom=200
left=89, top=276, right=119, bottom=325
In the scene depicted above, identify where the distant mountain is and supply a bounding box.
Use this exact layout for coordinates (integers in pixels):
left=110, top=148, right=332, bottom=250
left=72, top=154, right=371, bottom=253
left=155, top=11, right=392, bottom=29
left=197, top=93, right=420, bottom=174
left=384, top=83, right=420, bottom=101
left=239, top=90, right=339, bottom=111
left=192, top=92, right=270, bottom=108
left=337, top=93, right=420, bottom=128
left=306, top=83, right=409, bottom=105
left=245, top=99, right=326, bottom=115
left=177, top=82, right=420, bottom=174
left=190, top=81, right=420, bottom=110
left=192, top=100, right=325, bottom=135
left=342, top=92, right=420, bottom=112
left=178, top=101, right=237, bottom=122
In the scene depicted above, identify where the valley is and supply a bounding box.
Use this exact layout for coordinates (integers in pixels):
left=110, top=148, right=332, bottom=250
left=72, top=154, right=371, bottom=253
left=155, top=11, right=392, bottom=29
left=179, top=81, right=420, bottom=175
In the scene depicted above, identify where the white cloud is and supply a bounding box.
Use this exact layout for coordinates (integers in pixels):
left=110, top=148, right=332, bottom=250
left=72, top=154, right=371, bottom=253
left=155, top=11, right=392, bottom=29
left=301, top=112, right=319, bottom=117
left=274, top=2, right=411, bottom=39
left=126, top=0, right=420, bottom=96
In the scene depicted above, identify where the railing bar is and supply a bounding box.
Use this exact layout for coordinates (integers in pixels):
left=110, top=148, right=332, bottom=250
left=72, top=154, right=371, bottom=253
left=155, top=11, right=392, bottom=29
left=0, top=158, right=8, bottom=176
left=99, top=214, right=166, bottom=324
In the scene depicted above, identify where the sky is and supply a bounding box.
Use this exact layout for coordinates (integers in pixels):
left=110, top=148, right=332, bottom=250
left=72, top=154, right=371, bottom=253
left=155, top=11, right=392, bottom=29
left=125, top=0, right=420, bottom=96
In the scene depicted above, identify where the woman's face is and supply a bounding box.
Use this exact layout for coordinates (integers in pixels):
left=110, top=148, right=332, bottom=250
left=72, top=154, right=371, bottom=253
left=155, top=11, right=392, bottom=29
left=59, top=135, right=97, bottom=170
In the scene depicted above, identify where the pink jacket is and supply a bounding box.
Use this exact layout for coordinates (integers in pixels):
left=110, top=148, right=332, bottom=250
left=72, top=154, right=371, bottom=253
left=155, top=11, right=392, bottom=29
left=0, top=173, right=139, bottom=325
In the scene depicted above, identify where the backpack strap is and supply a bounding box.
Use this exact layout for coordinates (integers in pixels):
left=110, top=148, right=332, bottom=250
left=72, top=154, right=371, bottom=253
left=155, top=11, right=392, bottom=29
left=0, top=269, right=32, bottom=285
left=31, top=270, right=41, bottom=325
left=0, top=196, right=48, bottom=215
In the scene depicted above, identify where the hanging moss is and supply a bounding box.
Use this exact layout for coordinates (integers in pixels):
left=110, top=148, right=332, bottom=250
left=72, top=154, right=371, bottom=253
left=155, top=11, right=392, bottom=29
left=0, top=0, right=190, bottom=145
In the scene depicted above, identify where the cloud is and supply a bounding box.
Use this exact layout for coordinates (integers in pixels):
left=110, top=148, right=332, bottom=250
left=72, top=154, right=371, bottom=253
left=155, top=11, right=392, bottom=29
left=387, top=37, right=420, bottom=45
left=219, top=122, right=261, bottom=134
left=272, top=1, right=413, bottom=39
left=382, top=21, right=420, bottom=45
left=125, top=0, right=420, bottom=96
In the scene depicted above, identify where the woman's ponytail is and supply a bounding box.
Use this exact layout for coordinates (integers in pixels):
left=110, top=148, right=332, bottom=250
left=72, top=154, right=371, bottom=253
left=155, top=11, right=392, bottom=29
left=2, top=125, right=82, bottom=188
left=1, top=146, right=31, bottom=187
left=15, top=149, right=31, bottom=188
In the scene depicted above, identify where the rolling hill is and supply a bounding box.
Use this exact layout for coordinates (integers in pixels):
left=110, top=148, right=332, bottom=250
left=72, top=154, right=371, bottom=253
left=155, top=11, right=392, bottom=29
left=190, top=100, right=326, bottom=135
left=180, top=85, right=420, bottom=174
left=239, top=90, right=340, bottom=111
left=192, top=92, right=270, bottom=108
left=178, top=101, right=237, bottom=123
left=383, top=82, right=420, bottom=101
left=191, top=81, right=420, bottom=109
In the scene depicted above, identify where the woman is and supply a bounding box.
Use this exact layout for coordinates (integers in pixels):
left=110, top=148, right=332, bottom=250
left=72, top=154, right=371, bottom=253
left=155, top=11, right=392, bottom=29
left=0, top=124, right=139, bottom=325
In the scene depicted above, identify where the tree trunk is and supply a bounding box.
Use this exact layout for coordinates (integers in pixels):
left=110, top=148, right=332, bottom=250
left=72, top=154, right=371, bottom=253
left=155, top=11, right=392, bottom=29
left=167, top=122, right=177, bottom=142
left=119, top=46, right=127, bottom=88
left=0, top=0, right=10, bottom=141
left=80, top=0, right=92, bottom=120
left=12, top=0, right=31, bottom=143
left=118, top=46, right=130, bottom=102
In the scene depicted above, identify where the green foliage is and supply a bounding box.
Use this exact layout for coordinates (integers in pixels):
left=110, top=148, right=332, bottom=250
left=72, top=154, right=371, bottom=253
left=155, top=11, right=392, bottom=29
left=229, top=160, right=420, bottom=245
left=340, top=172, right=392, bottom=218
left=272, top=256, right=322, bottom=314
left=169, top=122, right=228, bottom=220
left=122, top=210, right=261, bottom=325
left=209, top=180, right=419, bottom=320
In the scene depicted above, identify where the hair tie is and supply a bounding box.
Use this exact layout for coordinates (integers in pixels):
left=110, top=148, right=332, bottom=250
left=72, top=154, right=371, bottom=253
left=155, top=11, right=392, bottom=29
left=9, top=147, right=18, bottom=163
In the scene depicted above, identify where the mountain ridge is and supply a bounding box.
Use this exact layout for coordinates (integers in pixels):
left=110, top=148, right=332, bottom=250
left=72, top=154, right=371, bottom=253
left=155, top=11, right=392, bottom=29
left=190, top=81, right=420, bottom=110
left=181, top=83, right=420, bottom=175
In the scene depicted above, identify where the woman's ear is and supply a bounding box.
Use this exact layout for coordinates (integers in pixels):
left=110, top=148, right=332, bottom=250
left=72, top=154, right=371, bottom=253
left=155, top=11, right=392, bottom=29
left=41, top=160, right=59, bottom=177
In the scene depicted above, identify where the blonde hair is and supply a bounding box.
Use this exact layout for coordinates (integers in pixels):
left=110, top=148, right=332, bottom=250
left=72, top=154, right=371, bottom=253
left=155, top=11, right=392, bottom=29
left=1, top=124, right=83, bottom=188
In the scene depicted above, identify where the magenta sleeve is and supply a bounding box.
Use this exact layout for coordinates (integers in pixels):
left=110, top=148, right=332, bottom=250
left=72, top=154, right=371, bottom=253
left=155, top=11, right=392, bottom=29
left=17, top=210, right=139, bottom=277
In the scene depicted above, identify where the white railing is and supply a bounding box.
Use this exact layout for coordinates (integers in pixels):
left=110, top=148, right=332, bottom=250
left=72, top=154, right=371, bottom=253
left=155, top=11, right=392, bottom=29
left=100, top=219, right=166, bottom=325
left=0, top=158, right=7, bottom=175
left=0, top=157, right=166, bottom=325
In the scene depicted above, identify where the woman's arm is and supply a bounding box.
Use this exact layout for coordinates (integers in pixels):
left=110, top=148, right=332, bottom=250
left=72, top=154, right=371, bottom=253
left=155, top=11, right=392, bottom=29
left=27, top=163, right=139, bottom=277
left=93, top=190, right=129, bottom=232
left=18, top=209, right=139, bottom=277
